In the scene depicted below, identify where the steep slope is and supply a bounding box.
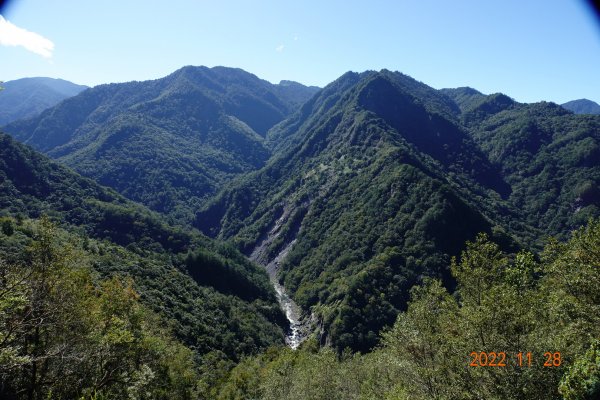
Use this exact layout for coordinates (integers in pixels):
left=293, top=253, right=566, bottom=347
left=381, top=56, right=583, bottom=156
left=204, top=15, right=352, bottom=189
left=0, top=77, right=87, bottom=125
left=0, top=131, right=188, bottom=252
left=4, top=66, right=316, bottom=224
left=442, top=87, right=519, bottom=125
left=196, top=70, right=515, bottom=351
left=455, top=99, right=600, bottom=244
left=0, top=131, right=286, bottom=361
left=439, top=89, right=600, bottom=246
left=561, top=98, right=600, bottom=115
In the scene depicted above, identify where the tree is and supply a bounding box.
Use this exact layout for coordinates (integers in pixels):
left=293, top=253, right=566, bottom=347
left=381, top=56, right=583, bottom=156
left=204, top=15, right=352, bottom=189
left=560, top=340, right=600, bottom=400
left=0, top=218, right=200, bottom=399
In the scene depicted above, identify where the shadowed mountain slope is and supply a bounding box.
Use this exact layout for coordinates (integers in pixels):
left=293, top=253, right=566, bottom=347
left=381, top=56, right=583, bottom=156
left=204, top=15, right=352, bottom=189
left=0, top=131, right=287, bottom=361
left=4, top=66, right=318, bottom=224
left=196, top=70, right=521, bottom=351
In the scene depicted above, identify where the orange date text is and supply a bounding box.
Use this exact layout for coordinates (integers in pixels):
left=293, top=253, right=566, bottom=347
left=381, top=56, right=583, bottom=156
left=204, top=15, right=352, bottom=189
left=468, top=352, right=561, bottom=367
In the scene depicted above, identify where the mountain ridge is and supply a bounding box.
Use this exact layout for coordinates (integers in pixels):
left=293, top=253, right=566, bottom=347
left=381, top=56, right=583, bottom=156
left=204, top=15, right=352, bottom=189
left=0, top=77, right=88, bottom=126
left=4, top=66, right=599, bottom=353
left=3, top=66, right=319, bottom=224
left=196, top=69, right=519, bottom=351
left=196, top=68, right=600, bottom=351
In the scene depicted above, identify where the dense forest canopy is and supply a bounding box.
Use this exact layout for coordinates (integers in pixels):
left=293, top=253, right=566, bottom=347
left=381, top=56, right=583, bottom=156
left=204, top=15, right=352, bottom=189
left=0, top=129, right=289, bottom=398
left=1, top=66, right=598, bottom=399
left=197, top=69, right=600, bottom=352
left=209, top=219, right=600, bottom=399
left=2, top=67, right=319, bottom=225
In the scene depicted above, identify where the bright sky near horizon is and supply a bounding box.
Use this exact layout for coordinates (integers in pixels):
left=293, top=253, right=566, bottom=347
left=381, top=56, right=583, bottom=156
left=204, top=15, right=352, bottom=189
left=1, top=0, right=599, bottom=104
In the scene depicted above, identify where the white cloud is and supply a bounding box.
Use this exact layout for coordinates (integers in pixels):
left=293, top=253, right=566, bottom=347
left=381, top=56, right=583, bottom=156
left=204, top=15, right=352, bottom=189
left=0, top=15, right=54, bottom=58
left=275, top=44, right=285, bottom=52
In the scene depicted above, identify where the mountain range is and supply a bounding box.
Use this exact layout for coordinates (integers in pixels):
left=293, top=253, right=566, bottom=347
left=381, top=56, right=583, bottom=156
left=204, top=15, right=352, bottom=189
left=4, top=67, right=600, bottom=351
left=1, top=66, right=599, bottom=399
left=4, top=67, right=318, bottom=225
left=197, top=71, right=600, bottom=350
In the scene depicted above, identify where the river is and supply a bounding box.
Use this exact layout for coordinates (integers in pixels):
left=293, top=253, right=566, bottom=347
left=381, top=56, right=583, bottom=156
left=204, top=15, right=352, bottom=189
left=251, top=236, right=307, bottom=349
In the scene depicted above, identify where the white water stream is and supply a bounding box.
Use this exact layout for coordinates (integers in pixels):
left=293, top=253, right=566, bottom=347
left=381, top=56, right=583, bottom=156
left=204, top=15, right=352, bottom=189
left=269, top=274, right=303, bottom=349
left=248, top=204, right=310, bottom=349
left=251, top=232, right=306, bottom=349
left=263, top=239, right=307, bottom=349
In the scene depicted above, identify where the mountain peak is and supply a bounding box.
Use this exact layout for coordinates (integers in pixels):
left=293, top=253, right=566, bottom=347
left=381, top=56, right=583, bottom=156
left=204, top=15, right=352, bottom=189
left=0, top=77, right=88, bottom=126
left=2, top=66, right=322, bottom=223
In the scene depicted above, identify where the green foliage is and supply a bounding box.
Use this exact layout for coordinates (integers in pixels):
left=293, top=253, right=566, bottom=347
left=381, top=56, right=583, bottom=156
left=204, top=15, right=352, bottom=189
left=185, top=247, right=276, bottom=302
left=439, top=86, right=486, bottom=113
left=0, top=218, right=199, bottom=399
left=211, top=219, right=600, bottom=400
left=0, top=132, right=191, bottom=253
left=197, top=70, right=511, bottom=351
left=0, top=216, right=286, bottom=366
left=560, top=340, right=600, bottom=400
left=198, top=70, right=599, bottom=352
left=378, top=219, right=600, bottom=399
left=4, top=67, right=317, bottom=225
left=1, top=217, right=14, bottom=236
left=0, top=131, right=287, bottom=367
left=3, top=66, right=598, bottom=398
left=458, top=97, right=600, bottom=246
left=214, top=342, right=402, bottom=400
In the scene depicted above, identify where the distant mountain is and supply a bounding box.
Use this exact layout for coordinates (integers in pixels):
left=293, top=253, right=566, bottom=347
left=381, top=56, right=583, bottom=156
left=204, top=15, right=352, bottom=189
left=439, top=86, right=486, bottom=112
left=561, top=98, right=600, bottom=114
left=4, top=66, right=318, bottom=224
left=0, top=77, right=87, bottom=125
left=197, top=71, right=600, bottom=352
left=0, top=130, right=286, bottom=361
left=274, top=80, right=320, bottom=107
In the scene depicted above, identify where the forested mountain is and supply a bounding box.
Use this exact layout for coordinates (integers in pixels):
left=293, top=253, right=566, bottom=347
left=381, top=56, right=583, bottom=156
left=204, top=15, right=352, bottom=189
left=561, top=98, right=600, bottom=115
left=0, top=77, right=87, bottom=125
left=0, top=132, right=188, bottom=253
left=3, top=67, right=318, bottom=224
left=197, top=70, right=511, bottom=351
left=0, top=131, right=287, bottom=397
left=449, top=92, right=600, bottom=245
left=2, top=66, right=599, bottom=399
left=439, top=86, right=486, bottom=113
left=211, top=220, right=600, bottom=399
left=197, top=70, right=600, bottom=352
left=273, top=80, right=320, bottom=108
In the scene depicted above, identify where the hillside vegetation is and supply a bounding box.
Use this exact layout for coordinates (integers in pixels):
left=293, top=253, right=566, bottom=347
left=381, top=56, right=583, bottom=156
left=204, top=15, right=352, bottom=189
left=211, top=219, right=600, bottom=400
left=0, top=131, right=288, bottom=399
left=4, top=67, right=318, bottom=224
left=1, top=66, right=598, bottom=399
left=198, top=70, right=600, bottom=352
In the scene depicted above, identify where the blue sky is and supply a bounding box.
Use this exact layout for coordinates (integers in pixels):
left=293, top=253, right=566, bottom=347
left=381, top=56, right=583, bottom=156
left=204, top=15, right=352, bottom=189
left=1, top=0, right=599, bottom=104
